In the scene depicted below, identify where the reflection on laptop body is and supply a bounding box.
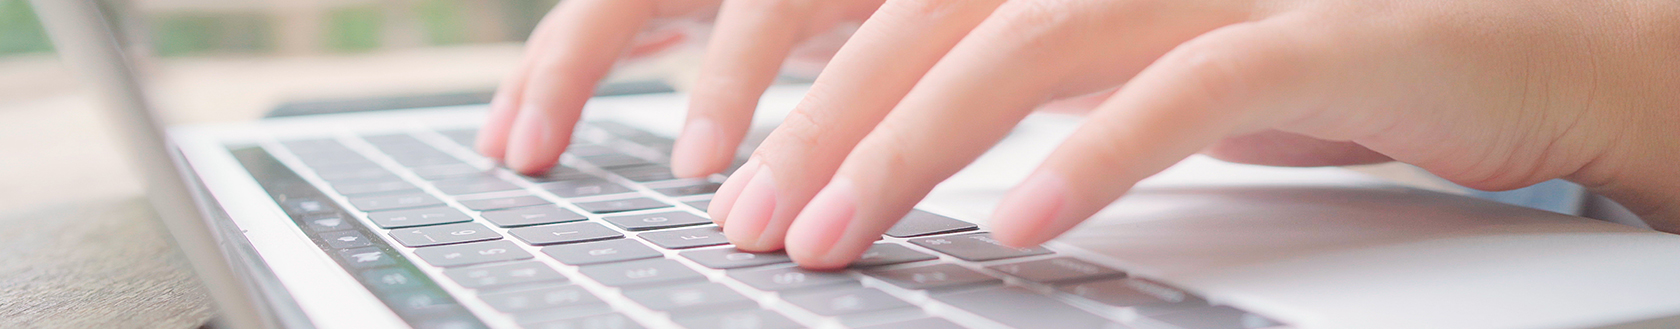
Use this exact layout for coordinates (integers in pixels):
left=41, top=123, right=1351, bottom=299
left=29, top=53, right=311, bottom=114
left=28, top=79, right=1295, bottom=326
left=36, top=0, right=1680, bottom=328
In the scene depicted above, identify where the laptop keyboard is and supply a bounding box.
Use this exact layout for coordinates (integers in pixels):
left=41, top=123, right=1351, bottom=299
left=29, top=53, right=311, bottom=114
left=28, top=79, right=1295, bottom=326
left=230, top=121, right=1285, bottom=329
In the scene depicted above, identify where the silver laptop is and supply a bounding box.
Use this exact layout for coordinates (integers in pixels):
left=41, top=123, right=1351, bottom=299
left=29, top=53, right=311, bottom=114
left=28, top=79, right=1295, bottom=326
left=36, top=0, right=1680, bottom=328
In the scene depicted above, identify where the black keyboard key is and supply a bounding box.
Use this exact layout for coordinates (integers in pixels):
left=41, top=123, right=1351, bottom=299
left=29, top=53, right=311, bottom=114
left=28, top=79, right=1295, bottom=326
left=297, top=154, right=377, bottom=169
left=610, top=165, right=676, bottom=182
left=281, top=138, right=351, bottom=154
left=653, top=182, right=722, bottom=197
left=458, top=195, right=551, bottom=211
left=603, top=211, right=710, bottom=231
left=1145, top=305, right=1281, bottom=329
left=865, top=264, right=1000, bottom=291
left=302, top=213, right=354, bottom=232
left=442, top=261, right=568, bottom=289
left=884, top=210, right=977, bottom=238
left=728, top=266, right=857, bottom=292
left=679, top=248, right=791, bottom=269
left=436, top=129, right=477, bottom=147
left=1056, top=278, right=1211, bottom=316
left=508, top=222, right=623, bottom=245
left=683, top=199, right=712, bottom=212
left=414, top=240, right=533, bottom=267
left=431, top=177, right=521, bottom=195
left=360, top=267, right=426, bottom=292
left=584, top=154, right=653, bottom=168
left=367, top=206, right=472, bottom=228
left=573, top=197, right=668, bottom=214
left=320, top=230, right=374, bottom=248
left=332, top=179, right=419, bottom=196
left=480, top=285, right=604, bottom=313
left=349, top=193, right=444, bottom=211
left=987, top=257, right=1126, bottom=284
left=782, top=287, right=914, bottom=317
left=388, top=222, right=502, bottom=247
left=314, top=166, right=398, bottom=182
left=410, top=164, right=490, bottom=180
left=281, top=198, right=334, bottom=216
left=413, top=313, right=489, bottom=329
left=543, top=179, right=633, bottom=198
left=481, top=206, right=587, bottom=227
left=638, top=226, right=729, bottom=249
left=562, top=144, right=618, bottom=157
left=850, top=243, right=938, bottom=267
left=362, top=133, right=427, bottom=146
left=908, top=232, right=1053, bottom=262
left=380, top=289, right=464, bottom=318
left=932, top=286, right=1121, bottom=328
left=524, top=166, right=595, bottom=183
left=578, top=258, right=705, bottom=288
left=622, top=282, right=754, bottom=313
left=390, top=154, right=467, bottom=168
left=541, top=239, right=662, bottom=266
left=672, top=310, right=800, bottom=329
left=337, top=247, right=396, bottom=269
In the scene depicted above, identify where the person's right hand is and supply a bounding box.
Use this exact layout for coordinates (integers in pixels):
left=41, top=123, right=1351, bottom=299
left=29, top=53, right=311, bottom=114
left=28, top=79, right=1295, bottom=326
left=475, top=0, right=888, bottom=176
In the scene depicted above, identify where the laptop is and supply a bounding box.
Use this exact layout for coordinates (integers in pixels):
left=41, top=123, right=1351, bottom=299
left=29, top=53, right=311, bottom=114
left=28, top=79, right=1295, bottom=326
left=34, top=0, right=1680, bottom=328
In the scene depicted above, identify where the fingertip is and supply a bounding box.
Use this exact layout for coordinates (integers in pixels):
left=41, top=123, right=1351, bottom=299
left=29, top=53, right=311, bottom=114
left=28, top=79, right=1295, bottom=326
left=708, top=158, right=761, bottom=226
left=721, top=164, right=779, bottom=251
left=990, top=170, right=1068, bottom=248
left=785, top=178, right=859, bottom=269
left=671, top=118, right=723, bottom=178
left=503, top=110, right=563, bottom=175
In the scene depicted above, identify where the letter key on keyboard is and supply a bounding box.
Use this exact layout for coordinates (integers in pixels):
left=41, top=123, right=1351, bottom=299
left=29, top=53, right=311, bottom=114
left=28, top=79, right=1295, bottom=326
left=908, top=232, right=1054, bottom=262
left=414, top=240, right=532, bottom=267
left=388, top=222, right=501, bottom=247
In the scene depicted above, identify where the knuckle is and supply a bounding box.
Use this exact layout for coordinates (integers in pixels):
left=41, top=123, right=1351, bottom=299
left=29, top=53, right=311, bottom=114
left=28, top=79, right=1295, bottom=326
left=970, top=0, right=1087, bottom=58
left=1160, top=31, right=1262, bottom=108
left=768, top=107, right=827, bottom=151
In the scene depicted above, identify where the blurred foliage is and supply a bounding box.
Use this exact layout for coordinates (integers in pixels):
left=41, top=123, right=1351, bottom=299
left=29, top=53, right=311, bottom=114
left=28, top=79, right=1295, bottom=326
left=0, top=0, right=568, bottom=58
left=151, top=13, right=272, bottom=56
left=417, top=0, right=468, bottom=45
left=0, top=0, right=53, bottom=54
left=327, top=6, right=383, bottom=52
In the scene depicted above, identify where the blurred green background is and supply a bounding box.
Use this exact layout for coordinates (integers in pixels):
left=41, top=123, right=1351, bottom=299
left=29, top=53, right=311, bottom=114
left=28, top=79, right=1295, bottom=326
left=0, top=0, right=559, bottom=57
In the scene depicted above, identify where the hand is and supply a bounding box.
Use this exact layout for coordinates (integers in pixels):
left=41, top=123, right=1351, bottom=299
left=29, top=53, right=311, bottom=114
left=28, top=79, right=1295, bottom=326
left=704, top=0, right=1680, bottom=269
left=476, top=0, right=887, bottom=175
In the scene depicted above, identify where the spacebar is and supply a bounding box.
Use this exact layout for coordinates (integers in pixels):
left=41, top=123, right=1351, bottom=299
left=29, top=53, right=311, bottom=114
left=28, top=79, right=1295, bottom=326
left=932, top=286, right=1124, bottom=328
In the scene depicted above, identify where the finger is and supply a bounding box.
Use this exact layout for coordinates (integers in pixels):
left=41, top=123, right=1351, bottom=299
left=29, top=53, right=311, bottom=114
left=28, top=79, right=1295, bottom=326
left=669, top=0, right=875, bottom=178
left=990, top=17, right=1342, bottom=247
left=780, top=0, right=1252, bottom=269
left=1203, top=130, right=1392, bottom=167
left=477, top=6, right=573, bottom=161
left=710, top=0, right=1007, bottom=252
left=501, top=0, right=662, bottom=174
left=502, top=0, right=722, bottom=174
left=778, top=0, right=1114, bottom=267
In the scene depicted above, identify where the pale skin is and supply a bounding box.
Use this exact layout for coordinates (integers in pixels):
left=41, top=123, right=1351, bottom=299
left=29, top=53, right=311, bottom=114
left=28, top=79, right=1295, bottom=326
left=477, top=0, right=1680, bottom=270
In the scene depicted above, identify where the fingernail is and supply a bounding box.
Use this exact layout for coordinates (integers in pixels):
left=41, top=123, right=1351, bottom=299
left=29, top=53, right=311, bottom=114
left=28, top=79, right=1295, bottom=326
left=722, top=164, right=777, bottom=250
left=786, top=177, right=858, bottom=269
left=671, top=118, right=720, bottom=178
left=707, top=158, right=760, bottom=227
left=504, top=108, right=554, bottom=174
left=990, top=170, right=1067, bottom=247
